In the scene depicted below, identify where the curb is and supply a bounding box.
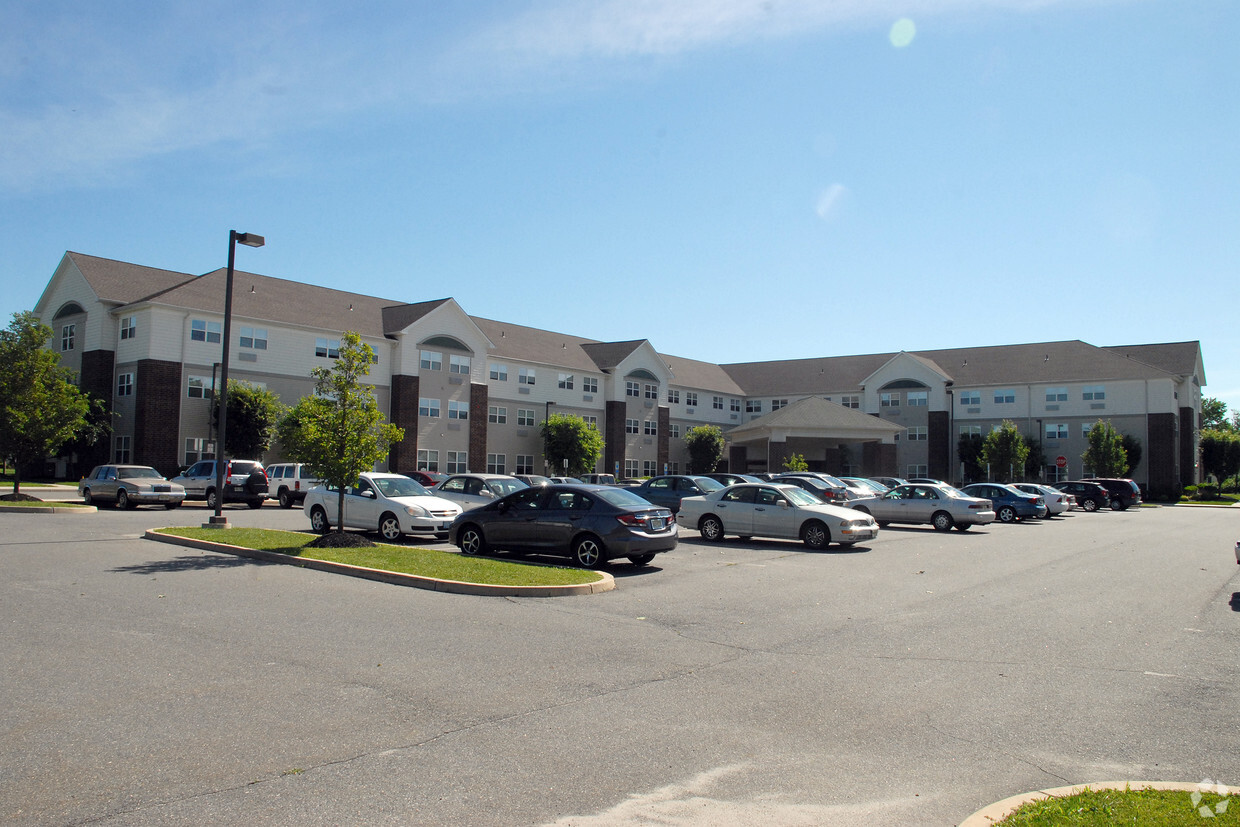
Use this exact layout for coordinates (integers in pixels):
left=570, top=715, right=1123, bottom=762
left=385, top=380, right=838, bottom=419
left=0, top=503, right=97, bottom=514
left=144, top=530, right=615, bottom=597
left=960, top=781, right=1237, bottom=825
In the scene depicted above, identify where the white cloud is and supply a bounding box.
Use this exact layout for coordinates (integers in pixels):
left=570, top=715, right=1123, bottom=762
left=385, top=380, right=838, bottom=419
left=815, top=184, right=848, bottom=222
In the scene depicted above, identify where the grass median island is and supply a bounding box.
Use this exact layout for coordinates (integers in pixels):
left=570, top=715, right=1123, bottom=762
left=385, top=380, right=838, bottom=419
left=994, top=786, right=1235, bottom=825
left=156, top=527, right=602, bottom=587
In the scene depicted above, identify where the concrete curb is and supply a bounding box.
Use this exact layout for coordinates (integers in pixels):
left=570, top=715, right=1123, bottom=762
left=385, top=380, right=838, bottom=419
left=960, top=780, right=1237, bottom=825
left=0, top=503, right=97, bottom=514
left=144, top=530, right=616, bottom=597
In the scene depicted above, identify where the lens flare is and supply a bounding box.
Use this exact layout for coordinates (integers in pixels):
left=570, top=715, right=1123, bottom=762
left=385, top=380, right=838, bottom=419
left=890, top=18, right=916, bottom=48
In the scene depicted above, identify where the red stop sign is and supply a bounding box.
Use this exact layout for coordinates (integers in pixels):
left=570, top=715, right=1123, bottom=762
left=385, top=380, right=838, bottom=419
left=1055, top=455, right=1068, bottom=468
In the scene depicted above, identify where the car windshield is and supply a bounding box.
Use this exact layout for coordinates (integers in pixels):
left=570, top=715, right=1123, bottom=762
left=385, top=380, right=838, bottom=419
left=595, top=487, right=658, bottom=508
left=942, top=486, right=974, bottom=499
left=121, top=467, right=163, bottom=479
left=489, top=478, right=528, bottom=496
left=783, top=487, right=821, bottom=507
left=523, top=475, right=551, bottom=485
left=695, top=478, right=725, bottom=492
left=373, top=477, right=431, bottom=498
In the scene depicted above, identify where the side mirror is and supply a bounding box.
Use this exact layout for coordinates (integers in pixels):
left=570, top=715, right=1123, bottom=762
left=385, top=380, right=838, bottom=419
left=481, top=489, right=495, bottom=498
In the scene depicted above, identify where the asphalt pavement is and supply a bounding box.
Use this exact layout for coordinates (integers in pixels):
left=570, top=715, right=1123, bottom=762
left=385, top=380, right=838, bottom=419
left=1, top=500, right=1237, bottom=825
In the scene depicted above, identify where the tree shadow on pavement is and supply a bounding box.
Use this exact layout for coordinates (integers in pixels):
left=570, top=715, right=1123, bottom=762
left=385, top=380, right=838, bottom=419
left=110, top=554, right=279, bottom=575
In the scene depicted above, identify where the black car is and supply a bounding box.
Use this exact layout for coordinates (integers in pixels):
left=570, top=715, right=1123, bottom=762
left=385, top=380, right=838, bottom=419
left=1087, top=478, right=1143, bottom=510
left=1053, top=480, right=1110, bottom=512
left=449, top=484, right=677, bottom=568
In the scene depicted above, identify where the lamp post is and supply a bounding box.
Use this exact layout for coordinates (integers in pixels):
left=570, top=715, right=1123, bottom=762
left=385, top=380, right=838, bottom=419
left=207, top=230, right=264, bottom=528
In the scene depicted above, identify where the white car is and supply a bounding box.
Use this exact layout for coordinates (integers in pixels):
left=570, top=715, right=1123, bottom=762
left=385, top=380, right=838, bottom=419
left=1012, top=483, right=1074, bottom=516
left=304, top=472, right=462, bottom=541
left=677, top=483, right=879, bottom=549
left=434, top=473, right=529, bottom=511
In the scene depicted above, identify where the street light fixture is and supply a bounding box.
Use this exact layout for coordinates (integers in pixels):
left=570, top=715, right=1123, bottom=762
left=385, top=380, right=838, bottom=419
left=206, top=230, right=264, bottom=528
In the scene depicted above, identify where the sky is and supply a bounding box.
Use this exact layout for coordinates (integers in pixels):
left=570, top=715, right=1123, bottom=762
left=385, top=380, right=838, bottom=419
left=2, top=0, right=1236, bottom=410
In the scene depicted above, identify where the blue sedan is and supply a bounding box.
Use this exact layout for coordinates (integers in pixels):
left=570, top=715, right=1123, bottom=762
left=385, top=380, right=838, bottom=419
left=961, top=483, right=1047, bottom=523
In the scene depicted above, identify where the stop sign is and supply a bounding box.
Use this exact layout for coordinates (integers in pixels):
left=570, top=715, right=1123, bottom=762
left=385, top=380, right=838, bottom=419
left=1056, top=455, right=1068, bottom=469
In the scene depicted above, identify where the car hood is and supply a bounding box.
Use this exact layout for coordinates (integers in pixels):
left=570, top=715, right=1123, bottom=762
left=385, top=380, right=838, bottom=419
left=385, top=494, right=461, bottom=512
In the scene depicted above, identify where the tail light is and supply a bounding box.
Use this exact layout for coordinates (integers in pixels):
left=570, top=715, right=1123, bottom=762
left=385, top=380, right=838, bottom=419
left=617, top=512, right=674, bottom=529
left=969, top=501, right=990, bottom=510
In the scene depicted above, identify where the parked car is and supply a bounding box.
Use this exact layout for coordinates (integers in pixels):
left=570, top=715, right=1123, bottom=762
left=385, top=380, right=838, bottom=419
left=961, top=483, right=1048, bottom=522
left=1087, top=478, right=1143, bottom=510
left=580, top=473, right=617, bottom=485
left=547, top=476, right=584, bottom=484
left=678, top=483, right=879, bottom=549
left=407, top=470, right=447, bottom=488
left=514, top=474, right=552, bottom=487
left=1012, top=483, right=1073, bottom=516
left=171, top=459, right=268, bottom=509
left=842, top=476, right=891, bottom=495
left=1053, top=480, right=1110, bottom=512
left=770, top=474, right=849, bottom=506
left=434, top=473, right=529, bottom=511
left=868, top=476, right=908, bottom=490
left=78, top=464, right=185, bottom=509
left=449, top=483, right=677, bottom=567
left=858, top=483, right=996, bottom=531
left=304, top=472, right=462, bottom=541
left=704, top=473, right=764, bottom=487
left=266, top=462, right=323, bottom=509
left=625, top=475, right=725, bottom=513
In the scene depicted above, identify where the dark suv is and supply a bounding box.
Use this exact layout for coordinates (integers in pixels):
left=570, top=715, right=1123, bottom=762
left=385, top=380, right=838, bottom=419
left=171, top=460, right=269, bottom=509
left=1088, top=478, right=1142, bottom=511
left=1053, top=480, right=1110, bottom=512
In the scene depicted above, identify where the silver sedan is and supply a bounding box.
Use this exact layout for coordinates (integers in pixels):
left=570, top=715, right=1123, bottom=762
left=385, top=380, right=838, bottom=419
left=854, top=483, right=995, bottom=532
left=78, top=465, right=185, bottom=509
left=677, top=483, right=879, bottom=549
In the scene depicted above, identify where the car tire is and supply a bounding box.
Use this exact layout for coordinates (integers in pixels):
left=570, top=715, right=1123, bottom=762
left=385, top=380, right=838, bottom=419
left=245, top=470, right=266, bottom=495
left=81, top=488, right=93, bottom=506
left=278, top=489, right=294, bottom=509
left=379, top=513, right=403, bottom=542
left=955, top=523, right=971, bottom=531
left=206, top=489, right=218, bottom=510
left=459, top=525, right=487, bottom=555
left=802, top=521, right=829, bottom=550
left=997, top=505, right=1017, bottom=523
left=164, top=501, right=180, bottom=510
left=1082, top=498, right=1098, bottom=512
left=247, top=499, right=263, bottom=509
left=700, top=515, right=725, bottom=542
left=1110, top=498, right=1125, bottom=511
left=117, top=490, right=135, bottom=510
left=571, top=535, right=605, bottom=568
left=627, top=553, right=655, bottom=566
left=309, top=506, right=330, bottom=533
left=931, top=510, right=954, bottom=532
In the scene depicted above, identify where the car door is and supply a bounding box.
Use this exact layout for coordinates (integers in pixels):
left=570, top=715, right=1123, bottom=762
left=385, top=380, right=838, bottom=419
left=903, top=485, right=942, bottom=522
left=485, top=486, right=547, bottom=549
left=750, top=486, right=793, bottom=539
left=345, top=478, right=382, bottom=529
left=536, top=488, right=593, bottom=551
left=639, top=477, right=676, bottom=510
left=710, top=486, right=757, bottom=536
left=95, top=466, right=119, bottom=500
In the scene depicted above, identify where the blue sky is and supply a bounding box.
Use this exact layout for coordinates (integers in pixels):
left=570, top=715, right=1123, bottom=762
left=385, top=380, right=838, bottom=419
left=3, top=0, right=1236, bottom=410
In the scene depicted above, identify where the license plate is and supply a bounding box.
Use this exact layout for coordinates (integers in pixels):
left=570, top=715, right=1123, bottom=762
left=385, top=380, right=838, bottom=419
left=650, top=518, right=665, bottom=531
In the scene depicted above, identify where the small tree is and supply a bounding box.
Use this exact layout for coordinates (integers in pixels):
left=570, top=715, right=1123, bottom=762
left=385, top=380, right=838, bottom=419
left=782, top=452, right=809, bottom=472
left=1201, top=397, right=1232, bottom=432
left=540, top=413, right=604, bottom=477
left=0, top=312, right=102, bottom=498
left=213, top=380, right=285, bottom=459
left=684, top=425, right=725, bottom=474
left=276, top=332, right=403, bottom=541
left=1081, top=420, right=1128, bottom=478
left=957, top=432, right=985, bottom=483
left=979, top=420, right=1030, bottom=482
left=1199, top=429, right=1240, bottom=484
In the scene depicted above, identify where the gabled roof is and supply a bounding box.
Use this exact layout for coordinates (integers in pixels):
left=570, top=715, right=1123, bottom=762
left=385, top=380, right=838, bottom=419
left=663, top=354, right=746, bottom=395
left=580, top=340, right=648, bottom=372
left=382, top=299, right=454, bottom=336
left=1104, top=341, right=1204, bottom=383
left=67, top=252, right=196, bottom=305
left=726, top=396, right=904, bottom=439
left=471, top=317, right=605, bottom=372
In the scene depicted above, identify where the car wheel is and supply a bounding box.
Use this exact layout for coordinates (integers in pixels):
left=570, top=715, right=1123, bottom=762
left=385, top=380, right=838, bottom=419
left=627, top=553, right=655, bottom=566
left=700, top=515, right=725, bottom=542
left=459, top=525, right=487, bottom=555
left=801, top=520, right=829, bottom=550
left=245, top=470, right=266, bottom=495
left=309, top=506, right=330, bottom=533
left=997, top=505, right=1017, bottom=523
left=117, top=490, right=135, bottom=510
left=878, top=520, right=890, bottom=528
left=1082, top=498, right=1098, bottom=512
left=81, top=488, right=93, bottom=505
left=278, top=489, right=293, bottom=509
left=1110, top=498, right=1125, bottom=511
left=955, top=523, right=971, bottom=531
left=931, top=510, right=954, bottom=532
left=379, top=513, right=403, bottom=542
left=572, top=535, right=605, bottom=567
left=164, top=501, right=181, bottom=510
left=247, top=499, right=263, bottom=509
left=206, top=489, right=219, bottom=510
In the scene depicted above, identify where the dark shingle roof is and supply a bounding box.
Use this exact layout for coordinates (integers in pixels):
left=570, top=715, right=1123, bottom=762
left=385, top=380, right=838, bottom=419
left=69, top=252, right=196, bottom=305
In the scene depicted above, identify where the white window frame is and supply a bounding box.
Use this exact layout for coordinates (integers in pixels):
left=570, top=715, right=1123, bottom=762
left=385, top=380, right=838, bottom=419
left=488, top=406, right=507, bottom=424
left=644, top=420, right=657, bottom=435
left=447, top=451, right=467, bottom=474
left=187, top=376, right=214, bottom=399
left=626, top=418, right=639, bottom=434
left=315, top=337, right=340, bottom=359
left=994, top=389, right=1016, bottom=404
left=517, top=409, right=536, bottom=427
left=116, top=372, right=134, bottom=397
left=840, top=395, right=860, bottom=409
left=190, top=319, right=220, bottom=344
left=685, top=392, right=698, bottom=407
left=519, top=367, right=536, bottom=386
left=417, top=449, right=440, bottom=472
left=448, top=400, right=469, bottom=420
left=626, top=381, right=640, bottom=397
left=667, top=389, right=680, bottom=404
left=1045, top=387, right=1068, bottom=402
left=449, top=354, right=471, bottom=375
left=1046, top=423, right=1068, bottom=440
left=487, top=454, right=506, bottom=474
left=906, top=391, right=928, bottom=407
left=880, top=392, right=900, bottom=408
left=515, top=455, right=534, bottom=475
left=490, top=363, right=508, bottom=381
left=959, top=391, right=981, bottom=406
left=419, top=398, right=441, bottom=418
left=114, top=435, right=132, bottom=464
left=906, top=426, right=927, bottom=441
left=420, top=350, right=442, bottom=371
left=119, top=317, right=136, bottom=341
left=582, top=377, right=598, bottom=393
left=558, top=373, right=574, bottom=390
left=1083, top=385, right=1106, bottom=401
left=239, top=327, right=268, bottom=350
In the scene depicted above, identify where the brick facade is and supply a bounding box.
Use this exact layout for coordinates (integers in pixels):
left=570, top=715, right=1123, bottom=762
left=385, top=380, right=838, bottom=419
left=388, top=374, right=420, bottom=473
left=134, top=359, right=182, bottom=476
left=927, top=410, right=950, bottom=481
left=77, top=349, right=115, bottom=471
left=605, top=400, right=626, bottom=474
left=1147, top=411, right=1180, bottom=498
left=469, top=383, right=489, bottom=473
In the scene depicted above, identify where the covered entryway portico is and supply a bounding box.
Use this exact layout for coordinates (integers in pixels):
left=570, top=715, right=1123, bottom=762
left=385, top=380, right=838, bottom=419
left=725, top=397, right=905, bottom=476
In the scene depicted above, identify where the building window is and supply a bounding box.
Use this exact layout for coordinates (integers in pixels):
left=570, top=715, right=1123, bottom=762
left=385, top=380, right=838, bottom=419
left=583, top=377, right=598, bottom=393
left=994, top=389, right=1016, bottom=404
left=959, top=391, right=981, bottom=406
left=185, top=438, right=214, bottom=465
left=417, top=449, right=439, bottom=472
left=645, top=384, right=658, bottom=400
left=667, top=389, right=680, bottom=404
left=190, top=319, right=221, bottom=344
left=114, top=435, right=132, bottom=464
left=116, top=373, right=134, bottom=397
left=626, top=381, right=640, bottom=397
left=907, top=464, right=928, bottom=477
left=840, top=395, right=860, bottom=409
left=119, top=317, right=136, bottom=341
left=730, top=398, right=741, bottom=412
left=670, top=424, right=680, bottom=438
left=487, top=454, right=506, bottom=474
left=515, top=455, right=534, bottom=475
left=187, top=376, right=214, bottom=399
left=448, top=400, right=468, bottom=420
left=447, top=451, right=467, bottom=474
left=1083, top=385, right=1106, bottom=401
left=239, top=327, right=268, bottom=350
left=685, top=392, right=698, bottom=407
left=959, top=424, right=983, bottom=436
left=880, top=392, right=900, bottom=408
left=1082, top=422, right=1095, bottom=438
left=419, top=398, right=440, bottom=418
left=558, top=373, right=574, bottom=390
left=420, top=350, right=442, bottom=370
left=669, top=462, right=680, bottom=474
left=644, top=420, right=657, bottom=435
left=583, top=415, right=598, bottom=429
left=1045, top=465, right=1068, bottom=483
left=906, top=391, right=928, bottom=407
left=517, top=409, right=536, bottom=427
left=642, top=460, right=657, bottom=477
left=315, top=337, right=340, bottom=359
left=626, top=418, right=640, bottom=434
left=772, top=399, right=788, bottom=411
left=625, top=459, right=639, bottom=478
left=450, top=354, right=471, bottom=375
left=712, top=396, right=724, bottom=410
left=519, top=367, right=536, bottom=386
left=1046, top=423, right=1068, bottom=440
left=490, top=363, right=508, bottom=381
left=1045, top=387, right=1068, bottom=403
left=746, top=400, right=763, bottom=414
left=488, top=406, right=507, bottom=424
left=906, top=426, right=927, bottom=441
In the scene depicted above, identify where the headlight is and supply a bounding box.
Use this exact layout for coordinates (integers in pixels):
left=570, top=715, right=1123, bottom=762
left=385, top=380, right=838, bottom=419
left=404, top=504, right=429, bottom=518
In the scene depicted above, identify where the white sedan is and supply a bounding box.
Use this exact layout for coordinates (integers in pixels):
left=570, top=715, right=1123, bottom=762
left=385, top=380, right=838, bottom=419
left=304, top=472, right=462, bottom=541
left=1013, top=483, right=1074, bottom=516
left=677, top=483, right=879, bottom=549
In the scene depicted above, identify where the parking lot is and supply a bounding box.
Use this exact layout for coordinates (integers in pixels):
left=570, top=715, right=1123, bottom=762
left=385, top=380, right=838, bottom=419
left=2, top=502, right=1238, bottom=825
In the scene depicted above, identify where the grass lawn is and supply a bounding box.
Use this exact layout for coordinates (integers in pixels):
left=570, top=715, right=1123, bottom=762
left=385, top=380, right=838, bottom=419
left=0, top=499, right=91, bottom=508
left=995, top=787, right=1235, bottom=825
left=156, top=527, right=602, bottom=587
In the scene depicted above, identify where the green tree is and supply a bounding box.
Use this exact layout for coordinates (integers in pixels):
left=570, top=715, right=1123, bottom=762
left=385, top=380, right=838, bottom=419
left=213, top=380, right=285, bottom=459
left=1022, top=434, right=1045, bottom=481
left=1121, top=433, right=1142, bottom=477
left=275, top=332, right=403, bottom=536
left=782, top=452, right=809, bottom=472
left=1081, top=420, right=1128, bottom=478
left=979, top=420, right=1030, bottom=482
left=957, top=432, right=985, bottom=483
left=540, top=413, right=604, bottom=477
left=684, top=425, right=725, bottom=474
left=1199, top=429, right=1240, bottom=484
left=1201, top=397, right=1232, bottom=431
left=0, top=312, right=102, bottom=497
